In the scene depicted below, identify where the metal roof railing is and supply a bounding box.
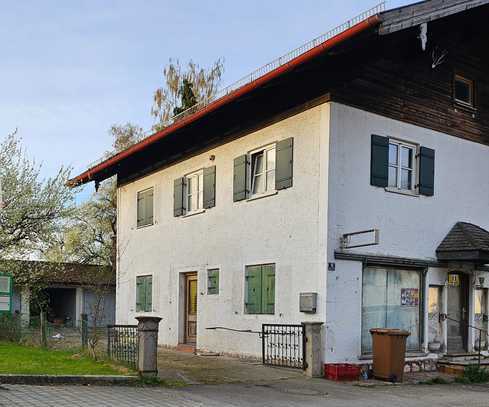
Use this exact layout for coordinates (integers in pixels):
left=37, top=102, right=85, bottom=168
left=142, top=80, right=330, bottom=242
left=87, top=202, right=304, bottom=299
left=87, top=2, right=385, bottom=171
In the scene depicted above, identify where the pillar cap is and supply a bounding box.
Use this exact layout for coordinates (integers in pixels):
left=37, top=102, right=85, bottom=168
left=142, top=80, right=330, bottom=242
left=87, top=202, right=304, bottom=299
left=135, top=316, right=162, bottom=323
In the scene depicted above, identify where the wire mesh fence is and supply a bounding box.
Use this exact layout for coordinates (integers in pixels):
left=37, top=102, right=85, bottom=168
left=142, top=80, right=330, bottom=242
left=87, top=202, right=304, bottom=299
left=0, top=313, right=108, bottom=353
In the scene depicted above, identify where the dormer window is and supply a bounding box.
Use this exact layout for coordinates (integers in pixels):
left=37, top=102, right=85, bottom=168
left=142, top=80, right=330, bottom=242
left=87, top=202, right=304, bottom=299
left=454, top=74, right=474, bottom=108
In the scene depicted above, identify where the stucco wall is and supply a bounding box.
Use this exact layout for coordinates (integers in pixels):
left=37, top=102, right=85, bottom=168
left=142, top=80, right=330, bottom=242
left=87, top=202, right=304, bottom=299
left=325, top=103, right=489, bottom=362
left=116, top=104, right=331, bottom=357
left=327, top=102, right=489, bottom=261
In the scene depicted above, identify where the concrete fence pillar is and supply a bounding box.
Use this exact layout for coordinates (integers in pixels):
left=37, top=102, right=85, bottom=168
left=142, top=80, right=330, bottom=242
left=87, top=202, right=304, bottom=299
left=303, top=322, right=323, bottom=378
left=136, top=316, right=162, bottom=377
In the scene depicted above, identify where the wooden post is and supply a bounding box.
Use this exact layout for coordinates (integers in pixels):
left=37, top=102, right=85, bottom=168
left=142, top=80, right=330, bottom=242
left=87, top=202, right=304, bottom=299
left=40, top=311, right=48, bottom=348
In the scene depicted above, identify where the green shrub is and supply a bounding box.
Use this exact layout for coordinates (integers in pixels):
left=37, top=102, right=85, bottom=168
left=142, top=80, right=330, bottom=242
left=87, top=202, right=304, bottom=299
left=455, top=365, right=489, bottom=384
left=0, top=313, right=21, bottom=342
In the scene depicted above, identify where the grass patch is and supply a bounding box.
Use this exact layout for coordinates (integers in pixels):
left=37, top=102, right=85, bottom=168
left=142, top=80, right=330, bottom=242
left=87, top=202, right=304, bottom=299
left=455, top=365, right=489, bottom=384
left=0, top=341, right=132, bottom=376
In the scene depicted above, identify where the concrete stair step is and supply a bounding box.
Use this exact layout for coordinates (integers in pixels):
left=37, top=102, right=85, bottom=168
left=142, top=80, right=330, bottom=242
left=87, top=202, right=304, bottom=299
left=175, top=344, right=196, bottom=354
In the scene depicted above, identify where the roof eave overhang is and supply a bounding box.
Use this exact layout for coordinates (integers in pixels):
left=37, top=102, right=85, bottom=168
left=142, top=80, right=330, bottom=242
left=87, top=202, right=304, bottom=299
left=379, top=0, right=489, bottom=35
left=68, top=14, right=381, bottom=188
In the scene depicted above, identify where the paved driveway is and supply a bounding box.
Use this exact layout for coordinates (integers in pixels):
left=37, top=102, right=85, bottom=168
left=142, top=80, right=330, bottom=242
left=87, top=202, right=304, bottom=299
left=1, top=380, right=489, bottom=407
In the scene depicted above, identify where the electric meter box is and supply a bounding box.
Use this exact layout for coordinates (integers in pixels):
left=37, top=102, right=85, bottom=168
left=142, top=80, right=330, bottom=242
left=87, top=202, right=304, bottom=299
left=299, top=292, right=317, bottom=313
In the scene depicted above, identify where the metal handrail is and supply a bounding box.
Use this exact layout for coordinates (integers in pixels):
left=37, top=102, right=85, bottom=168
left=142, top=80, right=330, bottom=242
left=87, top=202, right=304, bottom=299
left=86, top=2, right=386, bottom=171
left=440, top=313, right=488, bottom=367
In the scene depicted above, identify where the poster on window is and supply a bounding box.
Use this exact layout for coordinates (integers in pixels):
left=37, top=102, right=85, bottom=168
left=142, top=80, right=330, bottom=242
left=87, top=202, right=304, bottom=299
left=401, top=288, right=419, bottom=307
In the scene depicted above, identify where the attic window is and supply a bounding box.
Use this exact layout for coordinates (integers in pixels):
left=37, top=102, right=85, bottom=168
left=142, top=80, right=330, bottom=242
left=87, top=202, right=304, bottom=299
left=454, top=74, right=474, bottom=108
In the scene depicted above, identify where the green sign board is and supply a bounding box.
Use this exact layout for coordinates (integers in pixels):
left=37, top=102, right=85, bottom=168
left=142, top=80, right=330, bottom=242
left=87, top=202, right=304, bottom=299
left=0, top=273, right=13, bottom=313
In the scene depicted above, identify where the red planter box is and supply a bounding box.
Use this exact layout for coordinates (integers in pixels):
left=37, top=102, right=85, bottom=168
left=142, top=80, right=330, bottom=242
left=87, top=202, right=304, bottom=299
left=324, top=364, right=361, bottom=381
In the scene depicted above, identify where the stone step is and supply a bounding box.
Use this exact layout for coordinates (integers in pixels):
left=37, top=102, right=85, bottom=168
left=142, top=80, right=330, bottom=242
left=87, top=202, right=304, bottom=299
left=175, top=343, right=196, bottom=354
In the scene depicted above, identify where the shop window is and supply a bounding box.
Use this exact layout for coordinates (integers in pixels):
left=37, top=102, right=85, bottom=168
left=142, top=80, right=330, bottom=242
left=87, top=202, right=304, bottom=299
left=361, top=266, right=421, bottom=354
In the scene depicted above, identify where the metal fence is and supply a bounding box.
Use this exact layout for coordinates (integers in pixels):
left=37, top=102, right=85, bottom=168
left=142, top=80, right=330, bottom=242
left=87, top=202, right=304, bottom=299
left=262, top=324, right=306, bottom=370
left=107, top=325, right=139, bottom=369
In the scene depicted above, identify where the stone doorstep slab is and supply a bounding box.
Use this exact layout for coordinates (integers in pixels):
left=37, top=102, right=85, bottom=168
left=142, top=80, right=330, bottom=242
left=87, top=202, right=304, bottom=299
left=0, top=374, right=140, bottom=386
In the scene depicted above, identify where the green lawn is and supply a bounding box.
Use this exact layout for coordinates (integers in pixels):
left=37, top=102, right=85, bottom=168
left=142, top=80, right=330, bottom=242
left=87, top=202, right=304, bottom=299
left=0, top=342, right=131, bottom=376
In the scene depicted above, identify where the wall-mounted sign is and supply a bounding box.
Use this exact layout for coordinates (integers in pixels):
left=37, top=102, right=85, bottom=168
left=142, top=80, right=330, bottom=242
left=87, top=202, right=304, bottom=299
left=448, top=274, right=460, bottom=287
left=0, top=274, right=12, bottom=313
left=401, top=288, right=419, bottom=307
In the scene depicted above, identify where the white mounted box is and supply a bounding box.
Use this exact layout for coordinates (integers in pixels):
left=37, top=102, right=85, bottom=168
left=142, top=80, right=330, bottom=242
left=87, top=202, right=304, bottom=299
left=300, top=292, right=317, bottom=313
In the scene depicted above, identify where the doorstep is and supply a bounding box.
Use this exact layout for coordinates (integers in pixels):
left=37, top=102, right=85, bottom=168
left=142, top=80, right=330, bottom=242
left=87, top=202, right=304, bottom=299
left=175, top=343, right=196, bottom=354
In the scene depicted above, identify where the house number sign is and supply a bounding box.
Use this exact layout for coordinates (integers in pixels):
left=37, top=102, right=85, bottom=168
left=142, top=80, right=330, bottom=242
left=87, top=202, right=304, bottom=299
left=448, top=274, right=460, bottom=287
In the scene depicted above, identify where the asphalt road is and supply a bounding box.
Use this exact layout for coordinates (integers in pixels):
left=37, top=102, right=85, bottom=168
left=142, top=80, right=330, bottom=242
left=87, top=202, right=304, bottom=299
left=1, top=380, right=489, bottom=407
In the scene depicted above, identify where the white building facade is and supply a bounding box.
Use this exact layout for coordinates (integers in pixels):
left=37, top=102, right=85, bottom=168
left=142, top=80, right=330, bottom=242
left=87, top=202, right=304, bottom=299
left=71, top=0, right=489, bottom=365
left=116, top=105, right=330, bottom=357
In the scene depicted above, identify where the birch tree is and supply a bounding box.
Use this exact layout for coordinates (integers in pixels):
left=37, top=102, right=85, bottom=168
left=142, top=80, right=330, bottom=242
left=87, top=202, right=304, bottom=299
left=151, top=58, right=224, bottom=130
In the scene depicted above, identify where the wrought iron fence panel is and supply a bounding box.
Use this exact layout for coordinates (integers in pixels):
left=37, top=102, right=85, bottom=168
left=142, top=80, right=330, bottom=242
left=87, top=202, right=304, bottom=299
left=107, top=325, right=139, bottom=369
left=262, top=324, right=305, bottom=370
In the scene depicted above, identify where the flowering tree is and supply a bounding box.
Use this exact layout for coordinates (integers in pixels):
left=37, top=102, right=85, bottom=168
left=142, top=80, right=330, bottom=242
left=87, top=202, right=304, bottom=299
left=0, top=131, right=74, bottom=311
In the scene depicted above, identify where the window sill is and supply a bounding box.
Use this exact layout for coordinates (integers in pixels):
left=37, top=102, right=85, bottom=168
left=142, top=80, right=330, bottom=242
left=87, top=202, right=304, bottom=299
left=454, top=101, right=477, bottom=113
left=246, top=190, right=278, bottom=202
left=182, top=209, right=206, bottom=218
left=136, top=223, right=154, bottom=230
left=384, top=187, right=419, bottom=198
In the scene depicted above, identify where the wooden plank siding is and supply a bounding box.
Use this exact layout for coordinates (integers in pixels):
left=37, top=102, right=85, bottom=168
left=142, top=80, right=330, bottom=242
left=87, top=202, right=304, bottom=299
left=332, top=6, right=489, bottom=145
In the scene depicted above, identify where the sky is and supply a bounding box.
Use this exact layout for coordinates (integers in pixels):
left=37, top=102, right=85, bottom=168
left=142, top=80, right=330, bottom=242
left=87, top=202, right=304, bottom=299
left=0, top=0, right=413, bottom=202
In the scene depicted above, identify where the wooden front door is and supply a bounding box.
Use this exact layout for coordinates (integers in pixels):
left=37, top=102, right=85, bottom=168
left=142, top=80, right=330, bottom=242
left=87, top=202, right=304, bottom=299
left=184, top=273, right=198, bottom=344
left=447, top=273, right=469, bottom=353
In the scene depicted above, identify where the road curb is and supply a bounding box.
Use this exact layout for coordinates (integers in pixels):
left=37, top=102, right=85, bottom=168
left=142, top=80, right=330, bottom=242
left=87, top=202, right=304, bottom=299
left=0, top=374, right=140, bottom=386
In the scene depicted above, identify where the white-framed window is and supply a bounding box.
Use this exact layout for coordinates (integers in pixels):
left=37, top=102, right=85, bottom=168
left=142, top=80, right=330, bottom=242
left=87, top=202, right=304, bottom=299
left=249, top=144, right=276, bottom=196
left=185, top=169, right=204, bottom=213
left=388, top=140, right=417, bottom=191
left=454, top=74, right=475, bottom=108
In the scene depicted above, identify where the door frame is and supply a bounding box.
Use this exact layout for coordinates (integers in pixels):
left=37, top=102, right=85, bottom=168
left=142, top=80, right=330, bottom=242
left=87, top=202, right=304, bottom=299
left=447, top=272, right=469, bottom=353
left=183, top=272, right=198, bottom=345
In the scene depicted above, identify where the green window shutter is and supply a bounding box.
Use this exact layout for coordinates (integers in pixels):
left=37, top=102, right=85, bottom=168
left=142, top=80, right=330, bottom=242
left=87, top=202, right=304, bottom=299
left=137, top=193, right=145, bottom=228
left=233, top=155, right=249, bottom=202
left=203, top=166, right=216, bottom=209
left=145, top=276, right=153, bottom=312
left=146, top=189, right=154, bottom=225
left=174, top=177, right=185, bottom=216
left=207, top=269, right=219, bottom=295
left=370, top=134, right=389, bottom=187
left=245, top=266, right=262, bottom=314
left=261, top=265, right=275, bottom=315
left=418, top=146, right=435, bottom=196
left=275, top=138, right=294, bottom=190
left=136, top=277, right=144, bottom=312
